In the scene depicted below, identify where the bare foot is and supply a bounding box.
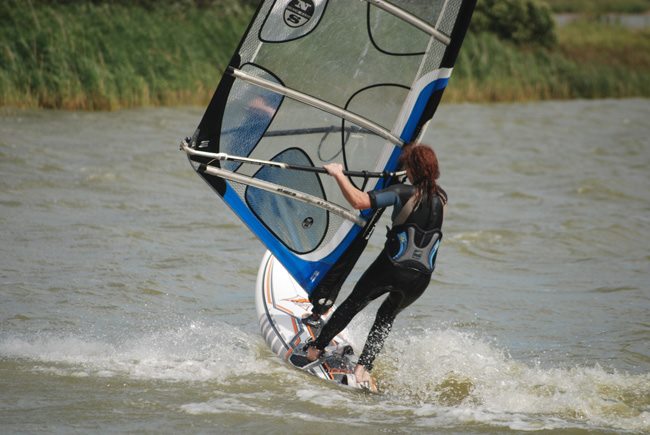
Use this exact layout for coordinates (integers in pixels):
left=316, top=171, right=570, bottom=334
left=353, top=364, right=378, bottom=393
left=306, top=345, right=322, bottom=362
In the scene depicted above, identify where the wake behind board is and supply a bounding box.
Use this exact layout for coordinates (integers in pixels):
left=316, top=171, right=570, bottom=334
left=255, top=251, right=369, bottom=390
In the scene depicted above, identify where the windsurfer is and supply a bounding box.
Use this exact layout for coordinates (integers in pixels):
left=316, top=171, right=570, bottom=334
left=304, top=143, right=447, bottom=390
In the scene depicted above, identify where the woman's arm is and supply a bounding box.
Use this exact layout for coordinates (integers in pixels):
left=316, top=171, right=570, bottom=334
left=323, top=163, right=371, bottom=210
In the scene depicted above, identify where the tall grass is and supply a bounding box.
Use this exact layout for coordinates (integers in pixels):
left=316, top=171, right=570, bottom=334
left=446, top=23, right=650, bottom=102
left=0, top=0, right=254, bottom=110
left=0, top=1, right=648, bottom=109
left=543, top=0, right=650, bottom=14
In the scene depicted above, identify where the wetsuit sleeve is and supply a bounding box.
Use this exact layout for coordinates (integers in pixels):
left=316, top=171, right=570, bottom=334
left=369, top=184, right=415, bottom=209
left=368, top=188, right=400, bottom=209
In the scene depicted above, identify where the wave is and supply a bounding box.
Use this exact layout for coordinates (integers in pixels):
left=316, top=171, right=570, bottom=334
left=2, top=322, right=646, bottom=433
left=378, top=328, right=650, bottom=432
left=0, top=321, right=263, bottom=383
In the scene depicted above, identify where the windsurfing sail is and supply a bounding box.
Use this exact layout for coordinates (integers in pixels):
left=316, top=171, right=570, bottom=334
left=182, top=0, right=476, bottom=294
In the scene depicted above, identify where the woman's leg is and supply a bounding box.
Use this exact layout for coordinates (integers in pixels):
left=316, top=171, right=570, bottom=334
left=356, top=293, right=402, bottom=370
left=311, top=255, right=392, bottom=352
left=357, top=271, right=430, bottom=371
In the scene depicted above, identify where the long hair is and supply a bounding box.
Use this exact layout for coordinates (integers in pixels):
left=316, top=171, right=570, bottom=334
left=399, top=143, right=447, bottom=204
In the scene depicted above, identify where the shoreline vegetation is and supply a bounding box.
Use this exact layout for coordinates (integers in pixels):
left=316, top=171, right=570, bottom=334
left=1, top=0, right=649, bottom=111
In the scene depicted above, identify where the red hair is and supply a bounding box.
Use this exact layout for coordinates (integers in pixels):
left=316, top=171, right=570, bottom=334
left=399, top=143, right=446, bottom=203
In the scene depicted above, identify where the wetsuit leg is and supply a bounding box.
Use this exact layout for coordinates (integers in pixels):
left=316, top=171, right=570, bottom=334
left=356, top=293, right=402, bottom=370
left=311, top=254, right=393, bottom=350
left=357, top=271, right=429, bottom=370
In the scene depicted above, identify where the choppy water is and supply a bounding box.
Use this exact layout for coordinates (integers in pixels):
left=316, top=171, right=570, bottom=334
left=1, top=99, right=649, bottom=434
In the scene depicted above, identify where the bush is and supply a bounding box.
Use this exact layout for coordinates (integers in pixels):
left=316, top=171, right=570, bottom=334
left=471, top=0, right=557, bottom=47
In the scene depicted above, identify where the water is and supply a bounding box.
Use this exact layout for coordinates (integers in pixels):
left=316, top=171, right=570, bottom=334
left=1, top=100, right=649, bottom=434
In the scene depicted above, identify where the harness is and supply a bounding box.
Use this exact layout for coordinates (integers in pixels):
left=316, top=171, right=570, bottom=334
left=385, top=193, right=442, bottom=273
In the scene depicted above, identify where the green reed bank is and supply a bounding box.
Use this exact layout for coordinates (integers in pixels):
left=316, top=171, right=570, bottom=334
left=1, top=0, right=649, bottom=110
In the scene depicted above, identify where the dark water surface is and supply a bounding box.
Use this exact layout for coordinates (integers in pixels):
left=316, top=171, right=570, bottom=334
left=1, top=100, right=648, bottom=433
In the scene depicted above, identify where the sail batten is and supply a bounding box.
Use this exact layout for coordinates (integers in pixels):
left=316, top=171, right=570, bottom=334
left=364, top=0, right=451, bottom=45
left=230, top=67, right=403, bottom=145
left=184, top=0, right=476, bottom=292
left=199, top=164, right=367, bottom=226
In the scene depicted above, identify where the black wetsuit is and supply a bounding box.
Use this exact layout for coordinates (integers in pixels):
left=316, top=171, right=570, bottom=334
left=312, top=184, right=445, bottom=370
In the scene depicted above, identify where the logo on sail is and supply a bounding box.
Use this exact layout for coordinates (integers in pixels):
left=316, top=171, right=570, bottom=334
left=284, top=0, right=315, bottom=28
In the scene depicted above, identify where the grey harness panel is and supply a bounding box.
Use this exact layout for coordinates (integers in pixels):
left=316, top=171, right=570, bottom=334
left=386, top=191, right=442, bottom=273
left=387, top=225, right=441, bottom=273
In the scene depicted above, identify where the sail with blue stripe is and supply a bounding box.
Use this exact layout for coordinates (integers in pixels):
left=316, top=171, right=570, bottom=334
left=183, top=0, right=476, bottom=293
